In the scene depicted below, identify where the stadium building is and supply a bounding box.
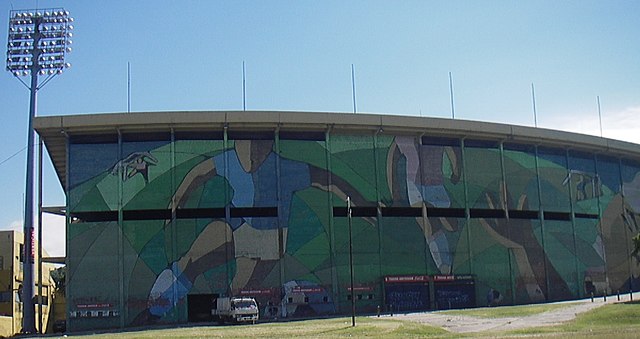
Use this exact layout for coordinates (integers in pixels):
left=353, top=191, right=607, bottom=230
left=34, top=111, right=640, bottom=331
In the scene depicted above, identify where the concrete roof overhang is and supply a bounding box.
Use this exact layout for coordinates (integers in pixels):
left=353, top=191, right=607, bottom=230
left=34, top=110, right=640, bottom=191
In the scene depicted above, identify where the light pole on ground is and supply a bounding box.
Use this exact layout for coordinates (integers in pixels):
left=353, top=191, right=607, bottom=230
left=346, top=196, right=355, bottom=327
left=6, top=8, right=73, bottom=333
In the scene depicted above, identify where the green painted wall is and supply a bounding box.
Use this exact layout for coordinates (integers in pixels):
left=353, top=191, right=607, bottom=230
left=65, top=133, right=640, bottom=331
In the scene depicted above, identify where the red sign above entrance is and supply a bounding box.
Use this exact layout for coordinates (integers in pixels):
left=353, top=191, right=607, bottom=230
left=292, top=287, right=323, bottom=293
left=383, top=275, right=430, bottom=283
left=384, top=274, right=474, bottom=284
left=433, top=275, right=455, bottom=282
left=239, top=289, right=273, bottom=295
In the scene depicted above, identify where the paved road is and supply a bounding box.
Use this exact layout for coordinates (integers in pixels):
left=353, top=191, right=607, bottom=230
left=376, top=292, right=639, bottom=333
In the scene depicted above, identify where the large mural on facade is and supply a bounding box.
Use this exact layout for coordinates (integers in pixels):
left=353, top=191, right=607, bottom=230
left=65, top=133, right=640, bottom=330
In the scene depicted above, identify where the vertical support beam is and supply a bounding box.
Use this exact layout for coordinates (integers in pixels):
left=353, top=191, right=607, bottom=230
left=326, top=127, right=339, bottom=311
left=37, top=137, right=43, bottom=333
left=418, top=135, right=430, bottom=276
left=566, top=150, right=581, bottom=298
left=63, top=131, right=70, bottom=331
left=499, top=142, right=515, bottom=304
left=373, top=131, right=383, bottom=292
left=169, top=129, right=178, bottom=321
left=534, top=146, right=550, bottom=301
left=117, top=130, right=125, bottom=328
left=619, top=158, right=633, bottom=292
left=499, top=142, right=509, bottom=217
left=460, top=138, right=472, bottom=274
left=275, top=126, right=286, bottom=297
left=594, top=155, right=610, bottom=294
left=223, top=123, right=231, bottom=295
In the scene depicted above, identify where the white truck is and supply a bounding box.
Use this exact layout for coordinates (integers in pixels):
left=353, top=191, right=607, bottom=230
left=211, top=296, right=259, bottom=324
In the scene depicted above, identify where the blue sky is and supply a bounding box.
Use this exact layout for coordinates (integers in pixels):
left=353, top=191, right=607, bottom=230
left=1, top=1, right=639, bottom=256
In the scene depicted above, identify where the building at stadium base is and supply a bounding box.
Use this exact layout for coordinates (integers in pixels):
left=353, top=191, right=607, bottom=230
left=35, top=111, right=640, bottom=331
left=0, top=230, right=58, bottom=336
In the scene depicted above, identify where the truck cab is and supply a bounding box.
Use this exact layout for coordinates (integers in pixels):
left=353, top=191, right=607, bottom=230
left=211, top=296, right=259, bottom=324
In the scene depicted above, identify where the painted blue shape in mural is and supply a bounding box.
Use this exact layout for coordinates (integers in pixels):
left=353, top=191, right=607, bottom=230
left=428, top=230, right=453, bottom=274
left=253, top=152, right=278, bottom=206
left=69, top=143, right=119, bottom=188
left=251, top=217, right=279, bottom=230
left=214, top=151, right=254, bottom=207
left=250, top=154, right=311, bottom=230
left=422, top=184, right=451, bottom=208
left=278, top=157, right=311, bottom=226
left=148, top=262, right=193, bottom=317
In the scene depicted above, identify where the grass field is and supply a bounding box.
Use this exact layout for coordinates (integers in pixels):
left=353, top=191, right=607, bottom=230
left=505, top=301, right=640, bottom=338
left=50, top=301, right=640, bottom=338
left=53, top=318, right=449, bottom=339
left=439, top=301, right=579, bottom=318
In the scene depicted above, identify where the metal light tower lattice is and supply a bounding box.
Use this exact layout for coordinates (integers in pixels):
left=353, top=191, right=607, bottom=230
left=6, top=8, right=73, bottom=334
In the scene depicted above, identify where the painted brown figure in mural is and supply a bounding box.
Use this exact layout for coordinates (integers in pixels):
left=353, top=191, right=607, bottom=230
left=391, top=136, right=462, bottom=274
left=134, top=138, right=322, bottom=322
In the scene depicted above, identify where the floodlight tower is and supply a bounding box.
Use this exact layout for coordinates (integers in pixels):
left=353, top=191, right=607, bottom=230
left=6, top=8, right=73, bottom=334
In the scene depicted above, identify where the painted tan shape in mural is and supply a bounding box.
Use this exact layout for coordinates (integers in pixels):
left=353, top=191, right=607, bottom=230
left=235, top=140, right=253, bottom=172
left=172, top=159, right=216, bottom=210
left=479, top=192, right=544, bottom=302
left=235, top=140, right=274, bottom=173
left=232, top=257, right=259, bottom=291
left=234, top=222, right=283, bottom=260
left=600, top=194, right=639, bottom=288
left=178, top=220, right=232, bottom=268
left=391, top=137, right=423, bottom=207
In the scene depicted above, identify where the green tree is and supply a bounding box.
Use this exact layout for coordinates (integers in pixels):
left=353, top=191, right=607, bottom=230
left=50, top=266, right=66, bottom=296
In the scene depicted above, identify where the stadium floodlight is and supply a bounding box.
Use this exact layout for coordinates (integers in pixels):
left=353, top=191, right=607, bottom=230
left=5, top=8, right=73, bottom=334
left=6, top=9, right=73, bottom=80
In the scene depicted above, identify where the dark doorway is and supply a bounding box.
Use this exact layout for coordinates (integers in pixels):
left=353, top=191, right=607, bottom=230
left=188, top=294, right=217, bottom=322
left=383, top=276, right=431, bottom=313
left=385, top=283, right=430, bottom=312
left=434, top=279, right=475, bottom=310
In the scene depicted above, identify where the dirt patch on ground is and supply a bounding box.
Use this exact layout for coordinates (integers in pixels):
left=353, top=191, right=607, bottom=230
left=376, top=293, right=637, bottom=333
